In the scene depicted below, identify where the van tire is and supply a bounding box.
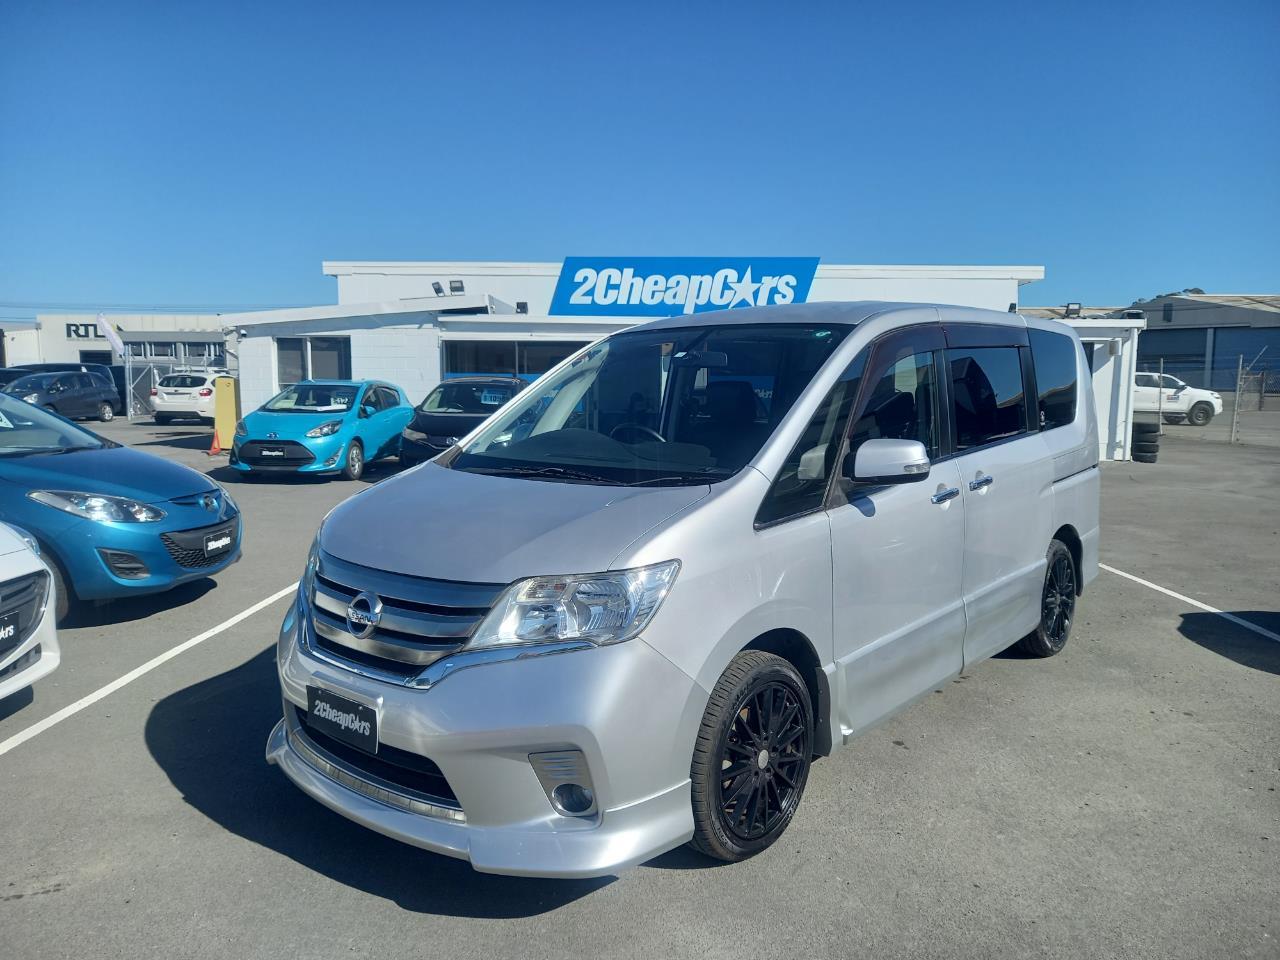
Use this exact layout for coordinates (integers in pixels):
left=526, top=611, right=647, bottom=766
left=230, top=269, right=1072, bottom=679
left=341, top=441, right=364, bottom=481
left=689, top=651, right=813, bottom=863
left=1014, top=540, right=1076, bottom=658
left=1133, top=451, right=1158, bottom=464
left=1187, top=403, right=1214, bottom=426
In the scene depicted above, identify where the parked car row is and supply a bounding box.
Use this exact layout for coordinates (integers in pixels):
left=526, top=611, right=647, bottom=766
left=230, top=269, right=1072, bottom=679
left=230, top=375, right=526, bottom=480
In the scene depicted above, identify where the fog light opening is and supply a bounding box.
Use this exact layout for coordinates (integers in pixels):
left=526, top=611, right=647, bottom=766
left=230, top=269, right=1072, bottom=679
left=551, top=783, right=595, bottom=817
left=529, top=749, right=598, bottom=818
left=323, top=455, right=339, bottom=466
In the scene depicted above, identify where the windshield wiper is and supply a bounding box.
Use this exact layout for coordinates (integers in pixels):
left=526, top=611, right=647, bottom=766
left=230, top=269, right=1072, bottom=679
left=626, top=474, right=719, bottom=487
left=468, top=464, right=616, bottom=485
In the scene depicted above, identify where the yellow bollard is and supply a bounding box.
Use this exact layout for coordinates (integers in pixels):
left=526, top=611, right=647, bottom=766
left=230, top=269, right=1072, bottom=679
left=208, top=375, right=242, bottom=456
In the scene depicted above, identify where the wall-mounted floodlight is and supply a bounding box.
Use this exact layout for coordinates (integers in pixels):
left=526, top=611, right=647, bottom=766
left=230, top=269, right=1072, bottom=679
left=516, top=301, right=529, bottom=314
left=432, top=282, right=445, bottom=296
left=449, top=280, right=465, bottom=295
left=1064, top=302, right=1082, bottom=318
left=1007, top=302, right=1017, bottom=313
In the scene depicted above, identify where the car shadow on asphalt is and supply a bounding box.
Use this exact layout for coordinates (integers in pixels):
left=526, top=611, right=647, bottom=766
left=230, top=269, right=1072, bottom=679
left=1177, top=611, right=1280, bottom=676
left=66, top=578, right=218, bottom=628
left=144, top=648, right=612, bottom=916
left=122, top=427, right=214, bottom=451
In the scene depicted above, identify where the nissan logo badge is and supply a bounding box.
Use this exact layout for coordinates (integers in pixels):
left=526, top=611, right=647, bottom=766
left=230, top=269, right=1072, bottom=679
left=346, top=591, right=383, bottom=640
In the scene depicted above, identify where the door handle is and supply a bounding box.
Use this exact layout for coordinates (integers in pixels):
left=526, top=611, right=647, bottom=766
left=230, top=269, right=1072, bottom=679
left=969, top=475, right=994, bottom=491
left=931, top=487, right=960, bottom=504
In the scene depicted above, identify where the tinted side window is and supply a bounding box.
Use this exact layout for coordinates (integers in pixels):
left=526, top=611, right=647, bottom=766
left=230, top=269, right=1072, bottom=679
left=377, top=387, right=400, bottom=409
left=948, top=347, right=1028, bottom=449
left=1135, top=373, right=1158, bottom=388
left=756, top=353, right=867, bottom=527
left=1029, top=329, right=1078, bottom=430
left=848, top=347, right=940, bottom=461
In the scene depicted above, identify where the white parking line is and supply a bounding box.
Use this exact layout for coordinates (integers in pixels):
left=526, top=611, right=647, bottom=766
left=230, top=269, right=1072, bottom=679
left=0, top=582, right=298, bottom=758
left=1100, top=563, right=1280, bottom=644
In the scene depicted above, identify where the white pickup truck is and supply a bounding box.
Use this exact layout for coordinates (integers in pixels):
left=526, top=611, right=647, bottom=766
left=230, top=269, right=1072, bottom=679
left=1134, top=372, right=1223, bottom=426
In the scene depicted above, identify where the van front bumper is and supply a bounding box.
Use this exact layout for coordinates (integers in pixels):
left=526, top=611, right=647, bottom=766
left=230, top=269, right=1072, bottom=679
left=267, top=596, right=706, bottom=877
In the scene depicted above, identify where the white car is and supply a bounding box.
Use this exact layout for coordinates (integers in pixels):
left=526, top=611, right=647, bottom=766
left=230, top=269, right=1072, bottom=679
left=0, top=523, right=60, bottom=702
left=1133, top=372, right=1223, bottom=426
left=151, top=373, right=219, bottom=423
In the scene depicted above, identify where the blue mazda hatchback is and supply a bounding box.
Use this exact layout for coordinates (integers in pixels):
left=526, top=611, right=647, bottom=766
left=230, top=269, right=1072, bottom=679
left=0, top=394, right=242, bottom=622
left=230, top=380, right=413, bottom=481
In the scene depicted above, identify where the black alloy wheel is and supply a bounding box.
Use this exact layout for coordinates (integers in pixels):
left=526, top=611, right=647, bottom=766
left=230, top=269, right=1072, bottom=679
left=1015, top=539, right=1077, bottom=657
left=690, top=651, right=813, bottom=861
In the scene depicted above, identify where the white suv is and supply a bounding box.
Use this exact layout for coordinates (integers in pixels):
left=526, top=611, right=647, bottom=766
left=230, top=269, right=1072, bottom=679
left=151, top=373, right=219, bottom=424
left=1133, top=372, right=1223, bottom=426
left=0, top=523, right=60, bottom=702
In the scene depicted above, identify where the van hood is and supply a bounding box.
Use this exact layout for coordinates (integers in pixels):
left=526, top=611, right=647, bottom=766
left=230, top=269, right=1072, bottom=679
left=0, top=446, right=216, bottom=504
left=320, top=462, right=709, bottom=584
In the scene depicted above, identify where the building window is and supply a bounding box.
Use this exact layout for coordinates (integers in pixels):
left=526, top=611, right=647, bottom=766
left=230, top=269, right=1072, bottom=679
left=150, top=341, right=176, bottom=358
left=443, top=340, right=589, bottom=381
left=276, top=336, right=350, bottom=387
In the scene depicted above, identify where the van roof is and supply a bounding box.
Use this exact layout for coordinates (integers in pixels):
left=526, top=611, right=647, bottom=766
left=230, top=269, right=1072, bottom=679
left=629, top=300, right=1022, bottom=333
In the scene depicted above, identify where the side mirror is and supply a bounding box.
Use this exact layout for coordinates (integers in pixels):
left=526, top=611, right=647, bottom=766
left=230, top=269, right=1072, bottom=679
left=359, top=404, right=375, bottom=419
left=845, top=438, right=931, bottom=484
left=796, top=444, right=828, bottom=481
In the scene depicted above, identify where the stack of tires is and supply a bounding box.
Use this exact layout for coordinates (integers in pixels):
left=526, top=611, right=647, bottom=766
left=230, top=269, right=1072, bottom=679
left=1132, top=422, right=1159, bottom=463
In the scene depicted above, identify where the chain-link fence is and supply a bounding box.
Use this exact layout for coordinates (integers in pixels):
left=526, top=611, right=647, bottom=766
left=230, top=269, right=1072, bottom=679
left=123, top=355, right=235, bottom=421
left=1151, top=352, right=1279, bottom=448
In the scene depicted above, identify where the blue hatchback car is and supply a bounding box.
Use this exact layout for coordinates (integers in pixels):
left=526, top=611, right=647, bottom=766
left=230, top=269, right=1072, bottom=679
left=0, top=394, right=242, bottom=622
left=230, top=380, right=413, bottom=481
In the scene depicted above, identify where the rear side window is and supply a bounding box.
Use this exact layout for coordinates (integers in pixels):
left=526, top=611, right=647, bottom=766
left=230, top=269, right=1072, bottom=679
left=948, top=347, right=1028, bottom=450
left=1029, top=329, right=1078, bottom=430
left=756, top=353, right=867, bottom=527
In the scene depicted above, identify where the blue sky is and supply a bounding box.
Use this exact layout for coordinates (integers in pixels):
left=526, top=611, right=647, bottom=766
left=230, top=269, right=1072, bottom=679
left=1, top=0, right=1277, bottom=321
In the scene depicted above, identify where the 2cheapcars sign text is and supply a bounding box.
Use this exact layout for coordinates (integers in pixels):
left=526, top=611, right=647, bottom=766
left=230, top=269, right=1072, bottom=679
left=549, top=257, right=820, bottom=317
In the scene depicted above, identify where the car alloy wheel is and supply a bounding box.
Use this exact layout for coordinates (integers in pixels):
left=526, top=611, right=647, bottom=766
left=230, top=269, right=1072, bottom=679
left=716, top=680, right=810, bottom=842
left=689, top=649, right=814, bottom=862
left=98, top=402, right=114, bottom=421
left=342, top=442, right=364, bottom=481
left=1041, top=549, right=1075, bottom=652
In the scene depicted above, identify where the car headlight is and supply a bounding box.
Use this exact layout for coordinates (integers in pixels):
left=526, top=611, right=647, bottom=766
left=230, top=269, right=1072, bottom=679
left=27, top=490, right=166, bottom=523
left=306, top=420, right=344, bottom=438
left=467, top=560, right=680, bottom=649
left=1, top=523, right=41, bottom=556
left=235, top=419, right=247, bottom=437
left=23, top=393, right=39, bottom=404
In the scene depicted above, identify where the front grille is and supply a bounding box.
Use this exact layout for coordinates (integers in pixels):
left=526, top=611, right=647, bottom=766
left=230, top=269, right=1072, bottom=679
left=289, top=705, right=462, bottom=813
left=306, top=551, right=503, bottom=678
left=239, top=440, right=315, bottom=467
left=160, top=517, right=240, bottom=569
left=0, top=570, right=50, bottom=660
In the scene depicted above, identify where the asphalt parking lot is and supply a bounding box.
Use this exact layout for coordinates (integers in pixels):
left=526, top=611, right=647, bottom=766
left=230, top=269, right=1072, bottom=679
left=2, top=421, right=1277, bottom=960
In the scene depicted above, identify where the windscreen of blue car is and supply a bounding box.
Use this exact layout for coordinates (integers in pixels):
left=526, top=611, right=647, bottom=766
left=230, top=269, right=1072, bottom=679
left=450, top=324, right=851, bottom=486
left=262, top=384, right=359, bottom=413
left=0, top=394, right=107, bottom=456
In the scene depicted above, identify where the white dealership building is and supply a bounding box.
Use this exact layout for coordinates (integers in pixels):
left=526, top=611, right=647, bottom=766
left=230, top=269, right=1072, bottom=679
left=218, top=258, right=1143, bottom=460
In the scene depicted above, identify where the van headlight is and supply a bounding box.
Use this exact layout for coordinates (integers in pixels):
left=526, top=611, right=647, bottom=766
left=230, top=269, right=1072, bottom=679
left=467, top=560, right=680, bottom=648
left=28, top=490, right=166, bottom=523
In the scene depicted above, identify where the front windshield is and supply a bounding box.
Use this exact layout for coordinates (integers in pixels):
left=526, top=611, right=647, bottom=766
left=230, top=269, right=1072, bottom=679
left=4, top=374, right=57, bottom=393
left=452, top=323, right=851, bottom=486
left=263, top=383, right=358, bottom=413
left=0, top=394, right=107, bottom=457
left=420, top=381, right=518, bottom=414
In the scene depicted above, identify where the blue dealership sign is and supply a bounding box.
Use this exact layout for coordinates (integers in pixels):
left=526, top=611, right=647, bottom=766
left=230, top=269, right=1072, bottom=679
left=549, top=257, right=820, bottom=317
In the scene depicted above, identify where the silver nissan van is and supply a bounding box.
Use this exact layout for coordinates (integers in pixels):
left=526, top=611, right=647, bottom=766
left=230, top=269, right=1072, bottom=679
left=267, top=301, right=1099, bottom=877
